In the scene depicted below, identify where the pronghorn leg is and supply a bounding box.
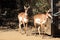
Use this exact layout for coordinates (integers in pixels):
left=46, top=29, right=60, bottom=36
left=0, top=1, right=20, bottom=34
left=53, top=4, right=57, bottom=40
left=19, top=22, right=22, bottom=32
left=22, top=21, right=25, bottom=29
left=41, top=24, right=47, bottom=38
left=34, top=22, right=37, bottom=35
left=25, top=23, right=28, bottom=34
left=23, top=22, right=26, bottom=33
left=26, top=23, right=28, bottom=31
left=41, top=24, right=45, bottom=33
left=34, top=22, right=36, bottom=29
left=38, top=26, right=41, bottom=35
left=40, top=24, right=44, bottom=38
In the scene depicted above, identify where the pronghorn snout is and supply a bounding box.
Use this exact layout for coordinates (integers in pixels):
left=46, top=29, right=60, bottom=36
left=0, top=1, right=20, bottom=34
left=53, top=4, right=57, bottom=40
left=47, top=13, right=53, bottom=19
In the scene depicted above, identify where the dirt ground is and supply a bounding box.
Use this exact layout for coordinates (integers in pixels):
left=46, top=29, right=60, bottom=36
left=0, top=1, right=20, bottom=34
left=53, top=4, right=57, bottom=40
left=0, top=29, right=60, bottom=40
left=0, top=18, right=59, bottom=40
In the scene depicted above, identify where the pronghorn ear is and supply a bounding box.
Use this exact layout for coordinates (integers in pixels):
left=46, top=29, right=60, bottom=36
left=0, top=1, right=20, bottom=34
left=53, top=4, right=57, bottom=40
left=24, top=6, right=27, bottom=9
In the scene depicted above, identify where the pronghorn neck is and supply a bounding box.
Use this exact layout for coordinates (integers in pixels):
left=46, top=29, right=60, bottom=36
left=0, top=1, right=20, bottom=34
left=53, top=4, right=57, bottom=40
left=25, top=9, right=28, bottom=15
left=45, top=12, right=49, bottom=18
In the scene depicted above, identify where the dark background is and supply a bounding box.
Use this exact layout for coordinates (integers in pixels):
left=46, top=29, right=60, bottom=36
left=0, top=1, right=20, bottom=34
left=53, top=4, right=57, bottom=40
left=52, top=0, right=60, bottom=37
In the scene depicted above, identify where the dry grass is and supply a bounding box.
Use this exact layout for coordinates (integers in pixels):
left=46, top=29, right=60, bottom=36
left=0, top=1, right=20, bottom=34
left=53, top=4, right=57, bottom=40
left=0, top=30, right=60, bottom=40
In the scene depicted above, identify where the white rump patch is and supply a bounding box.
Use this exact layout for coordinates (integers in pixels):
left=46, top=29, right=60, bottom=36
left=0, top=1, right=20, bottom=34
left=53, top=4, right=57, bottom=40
left=35, top=19, right=40, bottom=24
left=35, top=18, right=46, bottom=24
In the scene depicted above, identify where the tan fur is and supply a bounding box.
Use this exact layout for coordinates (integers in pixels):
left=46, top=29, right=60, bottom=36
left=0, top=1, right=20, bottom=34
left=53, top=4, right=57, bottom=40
left=18, top=6, right=30, bottom=33
left=33, top=9, right=52, bottom=35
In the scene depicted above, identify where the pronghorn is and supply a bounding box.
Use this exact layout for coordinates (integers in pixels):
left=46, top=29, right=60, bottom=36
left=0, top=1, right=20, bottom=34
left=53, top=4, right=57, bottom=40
left=33, top=9, right=52, bottom=35
left=18, top=6, right=30, bottom=33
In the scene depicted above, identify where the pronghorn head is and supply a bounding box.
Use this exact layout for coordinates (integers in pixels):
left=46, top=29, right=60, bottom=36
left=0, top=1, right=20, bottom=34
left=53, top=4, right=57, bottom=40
left=24, top=5, right=30, bottom=15
left=46, top=9, right=53, bottom=19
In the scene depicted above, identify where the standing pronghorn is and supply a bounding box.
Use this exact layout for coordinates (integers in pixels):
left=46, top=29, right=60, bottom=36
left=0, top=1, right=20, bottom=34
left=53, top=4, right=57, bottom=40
left=33, top=9, right=52, bottom=35
left=18, top=6, right=30, bottom=33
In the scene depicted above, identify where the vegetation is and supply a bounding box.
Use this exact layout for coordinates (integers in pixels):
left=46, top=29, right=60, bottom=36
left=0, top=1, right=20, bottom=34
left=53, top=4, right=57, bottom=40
left=30, top=0, right=51, bottom=14
left=0, top=0, right=51, bottom=29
